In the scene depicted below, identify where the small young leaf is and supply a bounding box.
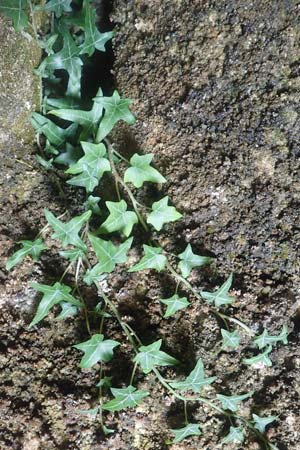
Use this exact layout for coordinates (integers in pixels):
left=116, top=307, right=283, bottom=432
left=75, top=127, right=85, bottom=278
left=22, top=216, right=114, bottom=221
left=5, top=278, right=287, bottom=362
left=31, top=113, right=77, bottom=146
left=29, top=282, right=82, bottom=327
left=242, top=346, right=273, bottom=367
left=45, top=209, right=91, bottom=249
left=221, top=329, right=241, bottom=349
left=124, top=153, right=166, bottom=188
left=178, top=244, right=212, bottom=278
left=253, top=325, right=288, bottom=350
left=160, top=294, right=190, bottom=318
left=252, top=414, right=277, bottom=433
left=0, top=0, right=28, bottom=31
left=216, top=392, right=253, bottom=412
left=99, top=200, right=138, bottom=237
left=84, top=195, right=101, bottom=215
left=170, top=359, right=216, bottom=393
left=74, top=334, right=119, bottom=368
left=83, top=267, right=107, bottom=286
left=95, top=90, right=136, bottom=142
left=129, top=245, right=167, bottom=272
left=56, top=302, right=78, bottom=320
left=147, top=196, right=182, bottom=231
left=222, top=426, right=244, bottom=444
left=133, top=339, right=178, bottom=374
left=200, top=273, right=234, bottom=307
left=59, top=247, right=86, bottom=261
left=96, top=376, right=112, bottom=388
left=102, top=385, right=149, bottom=412
left=171, top=424, right=202, bottom=443
left=6, top=239, right=47, bottom=271
left=36, top=0, right=72, bottom=17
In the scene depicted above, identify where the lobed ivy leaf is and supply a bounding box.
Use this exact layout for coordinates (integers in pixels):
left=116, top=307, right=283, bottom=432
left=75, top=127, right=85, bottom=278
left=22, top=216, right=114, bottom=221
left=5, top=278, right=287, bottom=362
left=102, top=385, right=149, bottom=412
left=83, top=268, right=107, bottom=286
left=128, top=245, right=167, bottom=272
left=36, top=0, right=72, bottom=18
left=170, top=359, right=216, bottom=393
left=31, top=113, right=78, bottom=146
left=29, top=282, right=82, bottom=327
left=221, top=329, right=241, bottom=349
left=252, top=414, right=277, bottom=433
left=160, top=294, right=190, bottom=318
left=171, top=423, right=202, bottom=443
left=6, top=239, right=47, bottom=271
left=216, top=391, right=253, bottom=412
left=253, top=325, right=288, bottom=350
left=45, top=209, right=91, bottom=250
left=80, top=0, right=114, bottom=56
left=84, top=195, right=101, bottom=215
left=56, top=302, right=78, bottom=320
left=200, top=273, right=234, bottom=307
left=74, top=334, right=119, bottom=368
left=66, top=142, right=110, bottom=192
left=59, top=247, right=85, bottom=261
left=178, top=244, right=212, bottom=278
left=147, top=196, right=182, bottom=231
left=95, top=90, right=136, bottom=142
left=54, top=143, right=82, bottom=167
left=133, top=339, right=178, bottom=374
left=88, top=234, right=133, bottom=274
left=222, top=426, right=244, bottom=444
left=242, top=346, right=273, bottom=367
left=124, top=153, right=166, bottom=188
left=0, top=0, right=28, bottom=31
left=99, top=200, right=138, bottom=237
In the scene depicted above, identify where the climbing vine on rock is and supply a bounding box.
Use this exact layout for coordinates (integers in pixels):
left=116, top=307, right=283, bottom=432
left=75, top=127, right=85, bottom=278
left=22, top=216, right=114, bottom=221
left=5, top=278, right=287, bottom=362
left=3, top=2, right=287, bottom=448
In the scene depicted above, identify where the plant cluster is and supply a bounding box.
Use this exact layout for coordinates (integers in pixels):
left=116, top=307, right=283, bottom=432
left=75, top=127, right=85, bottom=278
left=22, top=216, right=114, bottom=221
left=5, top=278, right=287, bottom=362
left=2, top=1, right=288, bottom=448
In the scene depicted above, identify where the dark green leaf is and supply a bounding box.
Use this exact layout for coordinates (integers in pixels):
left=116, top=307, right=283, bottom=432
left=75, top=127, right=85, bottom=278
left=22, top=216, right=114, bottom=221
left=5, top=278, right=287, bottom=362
left=31, top=113, right=78, bottom=146
left=0, top=0, right=28, bottom=31
left=133, top=339, right=178, bottom=374
left=124, top=153, right=166, bottom=188
left=171, top=424, right=201, bottom=443
left=6, top=239, right=47, bottom=271
left=99, top=200, right=138, bottom=237
left=102, top=385, right=149, bottom=412
left=54, top=143, right=82, bottom=167
left=160, top=294, right=190, bottom=318
left=74, top=334, right=119, bottom=368
left=170, top=359, right=215, bottom=393
left=200, top=273, right=234, bottom=307
left=36, top=0, right=72, bottom=18
left=45, top=209, right=91, bottom=249
left=147, top=196, right=182, bottom=231
left=178, top=244, right=212, bottom=278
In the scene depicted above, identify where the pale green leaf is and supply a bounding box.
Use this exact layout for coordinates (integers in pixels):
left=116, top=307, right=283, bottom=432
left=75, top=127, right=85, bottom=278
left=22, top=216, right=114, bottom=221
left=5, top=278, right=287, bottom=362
left=129, top=245, right=167, bottom=272
left=253, top=325, right=288, bottom=350
left=133, top=339, right=178, bottom=374
left=124, top=153, right=166, bottom=188
left=83, top=267, right=107, bottom=286
left=252, top=414, right=277, bottom=433
left=170, top=359, right=215, bottom=393
left=0, top=0, right=28, bottom=31
left=99, top=200, right=138, bottom=237
left=242, top=346, right=273, bottom=367
left=84, top=195, right=101, bottom=215
left=56, top=302, right=78, bottom=320
left=74, top=334, right=119, bottom=368
left=160, top=294, right=190, bottom=318
left=200, top=273, right=234, bottom=307
left=59, top=247, right=85, bottom=261
left=216, top=392, right=253, bottom=412
left=102, top=385, right=149, bottom=412
left=6, top=239, right=47, bottom=271
left=89, top=234, right=133, bottom=272
left=171, top=424, right=201, bottom=443
left=36, top=0, right=72, bottom=17
left=178, top=244, right=212, bottom=278
left=147, top=196, right=182, bottom=231
left=45, top=209, right=91, bottom=249
left=222, top=426, right=244, bottom=444
left=221, top=329, right=241, bottom=349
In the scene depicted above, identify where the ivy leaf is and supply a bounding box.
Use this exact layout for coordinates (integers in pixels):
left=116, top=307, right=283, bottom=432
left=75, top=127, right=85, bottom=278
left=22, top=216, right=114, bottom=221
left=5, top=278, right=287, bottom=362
left=242, top=346, right=273, bottom=367
left=99, top=200, right=138, bottom=237
left=31, top=113, right=78, bottom=146
left=56, top=302, right=78, bottom=320
left=221, top=329, right=241, bottom=349
left=54, top=143, right=82, bottom=167
left=88, top=234, right=133, bottom=273
left=252, top=414, right=277, bottom=433
left=73, top=334, right=119, bottom=368
left=59, top=247, right=86, bottom=261
left=253, top=325, right=288, bottom=350
left=95, top=90, right=136, bottom=142
left=79, top=0, right=114, bottom=56
left=84, top=195, right=101, bottom=215
left=6, top=239, right=47, bottom=271
left=170, top=359, right=216, bottom=393
left=66, top=142, right=110, bottom=192
left=222, top=426, right=244, bottom=444
left=147, top=197, right=182, bottom=231
left=45, top=209, right=91, bottom=249
left=29, top=282, right=82, bottom=327
left=200, top=273, right=234, bottom=307
left=129, top=245, right=167, bottom=272
left=216, top=392, right=253, bottom=412
left=124, top=153, right=166, bottom=188
left=102, top=385, right=149, bottom=412
left=178, top=244, right=212, bottom=278
left=0, top=0, right=28, bottom=31
left=36, top=0, right=72, bottom=17
left=133, top=339, right=178, bottom=374
left=83, top=267, right=107, bottom=286
left=160, top=294, right=190, bottom=318
left=171, top=424, right=202, bottom=443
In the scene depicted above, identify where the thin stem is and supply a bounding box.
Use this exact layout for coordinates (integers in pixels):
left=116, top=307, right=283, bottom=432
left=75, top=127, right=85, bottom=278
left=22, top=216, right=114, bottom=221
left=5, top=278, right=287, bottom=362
left=130, top=362, right=138, bottom=385
left=183, top=400, right=188, bottom=425
left=112, top=148, right=130, bottom=164
left=59, top=261, right=75, bottom=283
left=218, top=314, right=254, bottom=336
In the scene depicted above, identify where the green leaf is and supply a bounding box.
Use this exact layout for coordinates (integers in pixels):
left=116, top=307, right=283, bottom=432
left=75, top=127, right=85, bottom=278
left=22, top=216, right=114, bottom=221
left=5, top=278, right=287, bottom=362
left=221, top=329, right=241, bottom=349
left=200, top=273, right=234, bottom=307
left=222, top=426, right=244, bottom=444
left=102, top=385, right=149, bottom=412
left=84, top=195, right=101, bottom=215
left=36, top=0, right=72, bottom=17
left=133, top=339, right=178, bottom=374
left=79, top=0, right=114, bottom=56
left=147, top=196, right=182, bottom=231
left=124, top=153, right=166, bottom=188
left=59, top=247, right=85, bottom=261
left=253, top=325, right=288, bottom=350
left=66, top=141, right=110, bottom=192
left=170, top=359, right=216, bottom=393
left=73, top=334, right=119, bottom=368
left=99, top=200, right=138, bottom=237
left=45, top=209, right=91, bottom=250
left=171, top=424, right=201, bottom=443
left=88, top=235, right=133, bottom=274
left=0, top=0, right=28, bottom=31
left=6, top=239, right=47, bottom=271
left=160, top=294, right=190, bottom=318
left=216, top=392, right=253, bottom=412
left=29, top=282, right=82, bottom=327
left=95, top=90, right=136, bottom=142
left=31, top=113, right=78, bottom=146
left=83, top=268, right=107, bottom=286
left=129, top=245, right=167, bottom=272
left=54, top=143, right=82, bottom=167
left=56, top=302, right=78, bottom=320
left=96, top=376, right=112, bottom=388
left=242, top=346, right=273, bottom=367
left=252, top=414, right=277, bottom=433
left=178, top=244, right=212, bottom=278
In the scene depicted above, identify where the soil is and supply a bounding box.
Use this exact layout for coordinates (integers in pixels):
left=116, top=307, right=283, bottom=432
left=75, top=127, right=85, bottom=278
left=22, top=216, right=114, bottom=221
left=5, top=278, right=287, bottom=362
left=1, top=1, right=300, bottom=450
